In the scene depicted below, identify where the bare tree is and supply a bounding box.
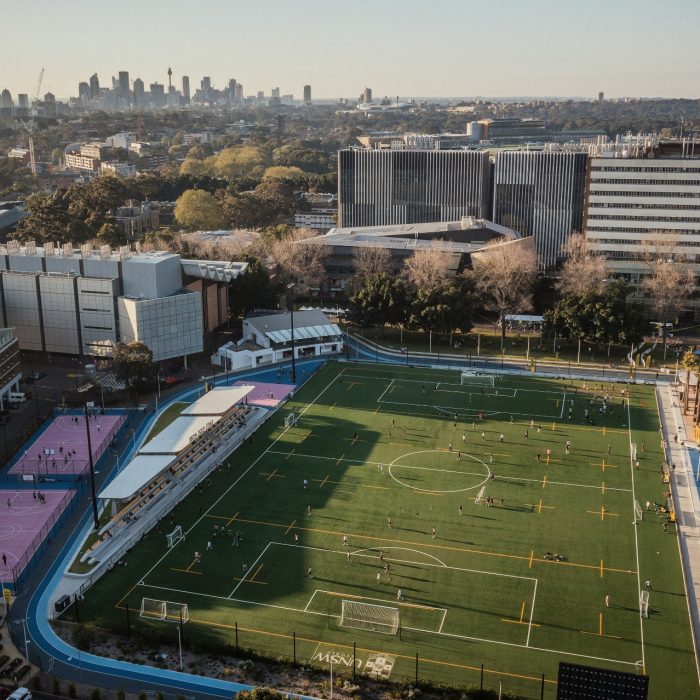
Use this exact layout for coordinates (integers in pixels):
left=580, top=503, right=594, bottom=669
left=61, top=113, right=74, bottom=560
left=265, top=228, right=329, bottom=291
left=470, top=239, right=538, bottom=348
left=640, top=234, right=695, bottom=342
left=402, top=244, right=455, bottom=292
left=557, top=232, right=607, bottom=296
left=351, top=244, right=393, bottom=289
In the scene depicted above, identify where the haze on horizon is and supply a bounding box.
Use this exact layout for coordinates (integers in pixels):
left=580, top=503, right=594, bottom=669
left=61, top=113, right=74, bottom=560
left=1, top=0, right=698, bottom=101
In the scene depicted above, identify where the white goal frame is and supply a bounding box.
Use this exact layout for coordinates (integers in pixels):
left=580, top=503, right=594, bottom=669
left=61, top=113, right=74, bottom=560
left=284, top=413, right=297, bottom=428
left=640, top=590, right=649, bottom=618
left=340, top=599, right=399, bottom=635
left=140, top=597, right=190, bottom=624
left=166, top=525, right=184, bottom=549
left=460, top=372, right=495, bottom=388
left=634, top=501, right=643, bottom=523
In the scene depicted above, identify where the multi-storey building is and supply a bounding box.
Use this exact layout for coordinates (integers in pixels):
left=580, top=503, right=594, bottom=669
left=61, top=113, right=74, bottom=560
left=585, top=137, right=700, bottom=314
left=492, top=149, right=588, bottom=268
left=338, top=149, right=491, bottom=228
left=0, top=242, right=247, bottom=360
left=0, top=327, right=20, bottom=410
left=65, top=152, right=100, bottom=173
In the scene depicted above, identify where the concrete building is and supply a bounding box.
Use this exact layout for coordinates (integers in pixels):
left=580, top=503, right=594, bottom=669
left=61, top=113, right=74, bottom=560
left=182, top=76, right=190, bottom=103
left=338, top=149, right=491, bottom=228
left=65, top=152, right=100, bottom=173
left=0, top=327, right=20, bottom=410
left=100, top=161, right=136, bottom=177
left=80, top=143, right=110, bottom=160
left=301, top=217, right=525, bottom=296
left=585, top=135, right=700, bottom=314
left=493, top=149, right=588, bottom=268
left=0, top=242, right=247, bottom=361
left=115, top=204, right=160, bottom=239
left=212, top=310, right=342, bottom=371
left=303, top=85, right=312, bottom=105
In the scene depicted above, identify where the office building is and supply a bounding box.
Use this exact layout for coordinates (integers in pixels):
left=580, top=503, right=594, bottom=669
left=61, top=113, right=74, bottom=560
left=133, top=78, right=145, bottom=104
left=118, top=71, right=130, bottom=107
left=228, top=79, right=238, bottom=104
left=360, top=87, right=372, bottom=104
left=16, top=94, right=29, bottom=117
left=0, top=327, right=20, bottom=410
left=0, top=242, right=247, bottom=360
left=150, top=83, right=166, bottom=108
left=0, top=89, right=12, bottom=117
left=43, top=92, right=56, bottom=118
left=301, top=217, right=525, bottom=295
left=585, top=136, right=700, bottom=313
left=338, top=149, right=491, bottom=227
left=182, top=76, right=190, bottom=103
left=89, top=73, right=100, bottom=100
left=78, top=82, right=91, bottom=104
left=303, top=85, right=312, bottom=105
left=492, top=149, right=588, bottom=268
left=65, top=152, right=100, bottom=173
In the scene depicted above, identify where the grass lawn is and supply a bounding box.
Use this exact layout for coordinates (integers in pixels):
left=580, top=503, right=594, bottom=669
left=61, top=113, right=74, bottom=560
left=74, top=363, right=698, bottom=698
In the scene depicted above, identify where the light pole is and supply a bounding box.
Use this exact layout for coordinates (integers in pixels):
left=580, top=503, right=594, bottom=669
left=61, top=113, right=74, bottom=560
left=287, top=283, right=297, bottom=383
left=177, top=623, right=183, bottom=671
left=84, top=402, right=100, bottom=530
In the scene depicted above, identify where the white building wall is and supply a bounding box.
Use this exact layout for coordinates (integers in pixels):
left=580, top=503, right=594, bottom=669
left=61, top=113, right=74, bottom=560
left=1, top=272, right=43, bottom=350
left=39, top=275, right=81, bottom=354
left=118, top=291, right=202, bottom=361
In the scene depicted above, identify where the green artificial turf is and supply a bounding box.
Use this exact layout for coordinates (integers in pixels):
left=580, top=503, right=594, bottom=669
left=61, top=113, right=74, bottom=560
left=75, top=362, right=698, bottom=698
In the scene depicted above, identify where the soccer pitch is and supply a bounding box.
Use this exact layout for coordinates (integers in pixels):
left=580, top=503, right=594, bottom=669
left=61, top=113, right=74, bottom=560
left=77, top=362, right=699, bottom=698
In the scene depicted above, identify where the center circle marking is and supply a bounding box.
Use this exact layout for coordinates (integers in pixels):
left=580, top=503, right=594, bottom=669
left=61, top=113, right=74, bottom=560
left=388, top=449, right=491, bottom=494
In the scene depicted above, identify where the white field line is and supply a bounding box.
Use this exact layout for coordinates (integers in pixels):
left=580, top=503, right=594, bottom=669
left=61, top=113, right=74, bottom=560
left=560, top=391, right=567, bottom=419
left=228, top=541, right=272, bottom=599
left=376, top=379, right=395, bottom=403
left=136, top=370, right=343, bottom=586
left=627, top=399, right=646, bottom=669
left=304, top=589, right=319, bottom=613
left=527, top=578, right=538, bottom=647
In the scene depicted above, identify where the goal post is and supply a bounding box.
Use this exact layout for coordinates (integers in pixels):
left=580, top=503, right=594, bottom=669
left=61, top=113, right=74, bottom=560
left=140, top=598, right=166, bottom=621
left=460, top=372, right=495, bottom=388
left=634, top=501, right=643, bottom=523
left=164, top=601, right=190, bottom=623
left=284, top=412, right=297, bottom=428
left=340, top=599, right=399, bottom=635
left=640, top=590, right=649, bottom=618
left=166, top=525, right=184, bottom=549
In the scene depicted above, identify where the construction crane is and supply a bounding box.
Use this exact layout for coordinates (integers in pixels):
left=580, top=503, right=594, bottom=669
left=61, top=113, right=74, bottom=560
left=23, top=68, right=45, bottom=176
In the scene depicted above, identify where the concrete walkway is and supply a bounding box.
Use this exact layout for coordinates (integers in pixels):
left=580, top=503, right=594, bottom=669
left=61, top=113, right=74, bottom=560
left=655, top=383, right=700, bottom=679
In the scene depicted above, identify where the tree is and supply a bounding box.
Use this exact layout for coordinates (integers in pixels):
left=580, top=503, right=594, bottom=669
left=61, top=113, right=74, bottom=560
left=544, top=280, right=649, bottom=346
left=347, top=272, right=412, bottom=328
left=262, top=165, right=305, bottom=180
left=351, top=245, right=393, bottom=290
left=96, top=222, right=124, bottom=247
left=179, top=158, right=211, bottom=178
left=215, top=146, right=266, bottom=180
left=557, top=232, right=607, bottom=297
left=264, top=229, right=328, bottom=289
left=402, top=245, right=454, bottom=292
left=409, top=279, right=474, bottom=335
left=680, top=350, right=698, bottom=414
left=174, top=189, right=226, bottom=231
left=113, top=341, right=158, bottom=393
left=470, top=239, right=538, bottom=348
left=228, top=256, right=281, bottom=318
left=640, top=236, right=695, bottom=343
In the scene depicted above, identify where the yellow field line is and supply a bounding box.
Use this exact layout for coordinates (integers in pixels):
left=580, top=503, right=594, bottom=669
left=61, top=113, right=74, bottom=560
left=586, top=508, right=619, bottom=521
left=266, top=468, right=278, bottom=482
left=319, top=474, right=330, bottom=489
left=169, top=568, right=202, bottom=576
left=541, top=475, right=548, bottom=489
left=222, top=515, right=636, bottom=575
left=528, top=550, right=534, bottom=569
left=284, top=519, right=296, bottom=535
left=285, top=449, right=295, bottom=461
left=226, top=511, right=239, bottom=528
left=336, top=453, right=345, bottom=466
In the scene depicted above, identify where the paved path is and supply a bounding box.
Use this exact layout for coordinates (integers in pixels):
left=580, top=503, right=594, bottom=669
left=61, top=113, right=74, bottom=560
left=656, top=383, right=700, bottom=679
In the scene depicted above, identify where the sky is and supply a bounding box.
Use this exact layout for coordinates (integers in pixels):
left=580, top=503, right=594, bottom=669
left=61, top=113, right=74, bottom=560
left=1, top=0, right=699, bottom=100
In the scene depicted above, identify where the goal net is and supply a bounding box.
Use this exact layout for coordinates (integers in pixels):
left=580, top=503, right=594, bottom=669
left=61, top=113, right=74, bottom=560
left=634, top=501, right=643, bottom=523
left=340, top=599, right=399, bottom=635
left=140, top=598, right=190, bottom=623
left=284, top=413, right=297, bottom=428
left=460, top=372, right=495, bottom=388
left=140, top=598, right=166, bottom=621
left=166, top=525, right=184, bottom=549
left=474, top=486, right=487, bottom=505
left=640, top=590, right=649, bottom=618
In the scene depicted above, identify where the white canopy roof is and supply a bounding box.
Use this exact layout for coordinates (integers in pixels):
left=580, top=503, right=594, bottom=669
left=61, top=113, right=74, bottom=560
left=266, top=323, right=342, bottom=344
left=98, top=454, right=175, bottom=501
left=140, top=415, right=221, bottom=454
left=182, top=385, right=254, bottom=416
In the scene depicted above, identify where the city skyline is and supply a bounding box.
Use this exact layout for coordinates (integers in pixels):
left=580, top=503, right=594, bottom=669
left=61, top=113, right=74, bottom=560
left=1, top=0, right=699, bottom=100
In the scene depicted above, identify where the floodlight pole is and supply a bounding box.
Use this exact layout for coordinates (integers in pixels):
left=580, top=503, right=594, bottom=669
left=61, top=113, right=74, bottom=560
left=84, top=402, right=100, bottom=530
left=288, top=282, right=297, bottom=383
left=177, top=621, right=183, bottom=671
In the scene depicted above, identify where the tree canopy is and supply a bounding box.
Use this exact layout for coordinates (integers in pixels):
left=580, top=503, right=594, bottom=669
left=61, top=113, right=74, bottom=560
left=174, top=189, right=226, bottom=231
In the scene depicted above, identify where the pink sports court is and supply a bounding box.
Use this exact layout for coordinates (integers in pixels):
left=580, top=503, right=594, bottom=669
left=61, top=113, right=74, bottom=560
left=232, top=381, right=294, bottom=407
left=9, top=413, right=125, bottom=477
left=0, top=489, right=74, bottom=583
